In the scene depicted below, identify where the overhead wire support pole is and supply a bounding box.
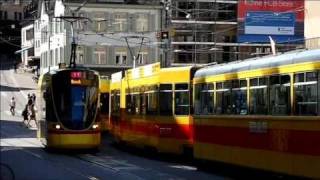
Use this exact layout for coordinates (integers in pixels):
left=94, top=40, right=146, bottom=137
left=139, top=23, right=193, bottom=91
left=123, top=36, right=146, bottom=69
left=55, top=0, right=90, bottom=68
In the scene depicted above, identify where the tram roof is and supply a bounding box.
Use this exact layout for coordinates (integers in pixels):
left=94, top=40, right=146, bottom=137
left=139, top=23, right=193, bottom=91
left=194, top=49, right=320, bottom=78
left=46, top=67, right=99, bottom=75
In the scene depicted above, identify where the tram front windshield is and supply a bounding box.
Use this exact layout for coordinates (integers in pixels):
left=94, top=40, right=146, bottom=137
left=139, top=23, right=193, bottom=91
left=52, top=71, right=99, bottom=130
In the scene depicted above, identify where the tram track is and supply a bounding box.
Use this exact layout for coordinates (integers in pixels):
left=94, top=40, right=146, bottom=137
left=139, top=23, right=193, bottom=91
left=0, top=129, right=99, bottom=179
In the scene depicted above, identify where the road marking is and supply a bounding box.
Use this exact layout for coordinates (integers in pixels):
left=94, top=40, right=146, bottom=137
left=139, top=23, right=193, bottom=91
left=79, top=154, right=142, bottom=171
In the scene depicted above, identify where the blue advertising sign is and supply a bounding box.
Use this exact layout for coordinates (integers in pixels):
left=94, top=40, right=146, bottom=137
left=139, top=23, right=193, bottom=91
left=245, top=11, right=295, bottom=35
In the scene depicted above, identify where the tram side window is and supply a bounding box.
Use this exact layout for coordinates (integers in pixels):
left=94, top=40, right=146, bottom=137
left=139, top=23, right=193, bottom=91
left=294, top=72, right=318, bottom=115
left=100, top=93, right=109, bottom=115
left=126, top=91, right=133, bottom=114
left=269, top=75, right=290, bottom=115
left=159, top=84, right=172, bottom=115
left=145, top=86, right=158, bottom=115
left=194, top=83, right=214, bottom=115
left=174, top=84, right=189, bottom=115
left=249, top=77, right=268, bottom=115
left=216, top=81, right=232, bottom=114
left=111, top=90, right=120, bottom=114
left=231, top=80, right=247, bottom=115
left=133, top=92, right=141, bottom=115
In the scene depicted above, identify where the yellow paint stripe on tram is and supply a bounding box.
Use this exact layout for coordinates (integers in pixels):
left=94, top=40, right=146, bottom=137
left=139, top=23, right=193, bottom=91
left=47, top=134, right=100, bottom=149
left=194, top=142, right=320, bottom=178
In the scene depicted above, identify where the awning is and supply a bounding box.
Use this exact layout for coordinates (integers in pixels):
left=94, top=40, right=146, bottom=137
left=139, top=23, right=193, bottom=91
left=14, top=46, right=33, bottom=54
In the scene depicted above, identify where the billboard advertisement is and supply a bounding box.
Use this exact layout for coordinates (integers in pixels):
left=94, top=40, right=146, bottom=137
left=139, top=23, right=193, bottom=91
left=237, top=0, right=304, bottom=43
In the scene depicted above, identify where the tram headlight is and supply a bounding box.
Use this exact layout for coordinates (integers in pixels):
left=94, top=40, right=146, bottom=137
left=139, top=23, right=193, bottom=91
left=55, top=124, right=61, bottom=130
left=92, top=124, right=99, bottom=129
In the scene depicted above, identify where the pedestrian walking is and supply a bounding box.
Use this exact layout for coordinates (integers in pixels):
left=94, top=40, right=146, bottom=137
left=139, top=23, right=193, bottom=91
left=27, top=104, right=37, bottom=128
left=21, top=105, right=29, bottom=125
left=32, top=93, right=36, bottom=105
left=9, top=97, right=16, bottom=116
left=27, top=94, right=33, bottom=106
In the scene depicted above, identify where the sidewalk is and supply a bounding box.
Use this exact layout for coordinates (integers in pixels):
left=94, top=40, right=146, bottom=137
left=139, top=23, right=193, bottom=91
left=12, top=69, right=37, bottom=101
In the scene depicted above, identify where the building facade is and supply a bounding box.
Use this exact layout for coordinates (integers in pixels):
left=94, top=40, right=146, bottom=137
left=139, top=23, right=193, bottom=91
left=20, top=23, right=34, bottom=66
left=304, top=0, right=320, bottom=49
left=37, top=0, right=163, bottom=76
left=164, top=0, right=305, bottom=66
left=0, top=0, right=33, bottom=63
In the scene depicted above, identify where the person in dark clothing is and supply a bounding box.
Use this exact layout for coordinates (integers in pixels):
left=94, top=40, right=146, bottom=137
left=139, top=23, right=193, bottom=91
left=14, top=62, right=18, bottom=73
left=27, top=93, right=33, bottom=106
left=32, top=93, right=36, bottom=105
left=22, top=105, right=29, bottom=125
left=27, top=104, right=37, bottom=128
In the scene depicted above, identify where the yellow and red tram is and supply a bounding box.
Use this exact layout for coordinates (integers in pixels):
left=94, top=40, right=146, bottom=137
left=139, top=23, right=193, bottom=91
left=108, top=49, right=320, bottom=178
left=99, top=76, right=110, bottom=131
left=193, top=49, right=320, bottom=178
left=37, top=68, right=101, bottom=149
left=110, top=63, right=196, bottom=154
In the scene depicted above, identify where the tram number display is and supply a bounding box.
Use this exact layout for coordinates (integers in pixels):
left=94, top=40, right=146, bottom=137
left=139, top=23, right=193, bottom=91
left=249, top=121, right=268, bottom=133
left=71, top=71, right=83, bottom=79
left=70, top=71, right=96, bottom=85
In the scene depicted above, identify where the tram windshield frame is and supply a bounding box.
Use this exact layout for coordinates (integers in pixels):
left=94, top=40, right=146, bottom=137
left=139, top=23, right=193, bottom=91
left=51, top=70, right=99, bottom=130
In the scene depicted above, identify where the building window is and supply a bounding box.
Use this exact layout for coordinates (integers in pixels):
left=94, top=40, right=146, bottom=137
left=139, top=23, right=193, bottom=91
left=56, top=19, right=60, bottom=34
left=60, top=47, right=64, bottom=63
left=14, top=12, right=17, bottom=20
left=136, top=14, right=148, bottom=32
left=52, top=21, right=55, bottom=34
left=50, top=50, right=54, bottom=66
left=137, top=51, right=147, bottom=64
left=26, top=28, right=33, bottom=41
left=76, top=46, right=84, bottom=64
left=93, top=47, right=106, bottom=64
left=60, top=21, right=64, bottom=32
left=4, top=11, right=7, bottom=20
left=0, top=11, right=2, bottom=19
left=93, top=13, right=106, bottom=32
left=53, top=48, right=58, bottom=66
left=77, top=13, right=85, bottom=30
left=57, top=48, right=60, bottom=63
left=114, top=13, right=127, bottom=32
left=115, top=51, right=127, bottom=65
left=19, top=12, right=22, bottom=20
